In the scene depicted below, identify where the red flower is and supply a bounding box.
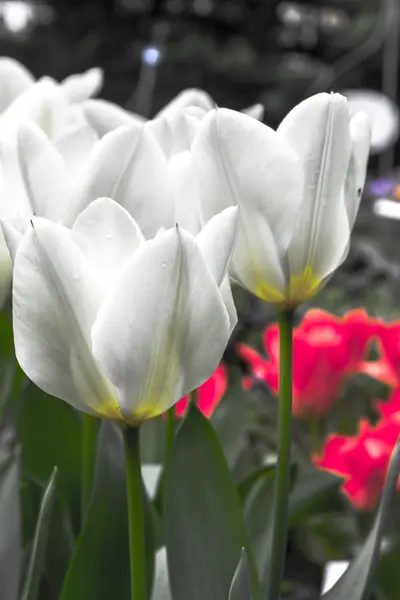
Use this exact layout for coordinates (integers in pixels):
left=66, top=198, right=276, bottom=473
left=369, top=321, right=400, bottom=387
left=238, top=309, right=377, bottom=418
left=315, top=417, right=400, bottom=510
left=175, top=364, right=227, bottom=418
left=376, top=386, right=400, bottom=419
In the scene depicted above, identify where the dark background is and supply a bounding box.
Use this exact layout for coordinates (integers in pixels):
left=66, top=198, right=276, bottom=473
left=1, top=0, right=398, bottom=144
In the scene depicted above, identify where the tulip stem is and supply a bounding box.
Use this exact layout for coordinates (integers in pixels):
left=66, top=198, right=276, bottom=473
left=123, top=426, right=147, bottom=600
left=165, top=406, right=175, bottom=467
left=266, top=308, right=294, bottom=600
left=309, top=418, right=323, bottom=455
left=81, top=414, right=97, bottom=524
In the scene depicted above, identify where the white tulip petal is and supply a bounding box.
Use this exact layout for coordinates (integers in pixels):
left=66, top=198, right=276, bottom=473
left=192, top=108, right=304, bottom=252
left=54, top=124, right=98, bottom=177
left=72, top=197, right=144, bottom=290
left=170, top=109, right=201, bottom=155
left=70, top=124, right=173, bottom=236
left=196, top=206, right=238, bottom=285
left=279, top=93, right=352, bottom=280
left=231, top=208, right=286, bottom=304
left=61, top=67, right=103, bottom=103
left=146, top=118, right=172, bottom=157
left=92, top=227, right=230, bottom=422
left=13, top=220, right=118, bottom=417
left=344, top=111, right=371, bottom=228
left=17, top=121, right=70, bottom=222
left=242, top=103, right=264, bottom=121
left=0, top=57, right=34, bottom=114
left=219, top=275, right=237, bottom=334
left=1, top=220, right=24, bottom=263
left=155, top=88, right=214, bottom=121
left=168, top=152, right=201, bottom=233
left=82, top=99, right=145, bottom=137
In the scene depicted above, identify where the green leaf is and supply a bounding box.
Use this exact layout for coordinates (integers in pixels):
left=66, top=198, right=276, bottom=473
left=238, top=465, right=276, bottom=504
left=141, top=417, right=165, bottom=464
left=0, top=447, right=22, bottom=600
left=60, top=421, right=154, bottom=600
left=0, top=311, right=21, bottom=421
left=42, top=496, right=75, bottom=597
left=289, top=467, right=342, bottom=525
left=229, top=549, right=254, bottom=600
left=20, top=468, right=58, bottom=600
left=165, top=406, right=259, bottom=600
left=377, top=535, right=400, bottom=600
left=243, top=469, right=274, bottom=587
left=18, top=384, right=82, bottom=529
left=322, top=439, right=400, bottom=599
left=211, top=381, right=253, bottom=469
left=295, top=513, right=357, bottom=566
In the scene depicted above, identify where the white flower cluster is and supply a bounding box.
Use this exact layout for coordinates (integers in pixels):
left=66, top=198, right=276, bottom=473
left=0, top=57, right=370, bottom=424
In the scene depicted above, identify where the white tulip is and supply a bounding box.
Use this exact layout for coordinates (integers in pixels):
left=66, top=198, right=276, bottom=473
left=192, top=93, right=371, bottom=307
left=81, top=87, right=263, bottom=140
left=0, top=112, right=98, bottom=306
left=0, top=57, right=34, bottom=114
left=67, top=122, right=174, bottom=237
left=8, top=198, right=238, bottom=424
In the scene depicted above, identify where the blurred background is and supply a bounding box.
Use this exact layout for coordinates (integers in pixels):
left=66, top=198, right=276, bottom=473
left=2, top=4, right=400, bottom=599
left=1, top=0, right=400, bottom=319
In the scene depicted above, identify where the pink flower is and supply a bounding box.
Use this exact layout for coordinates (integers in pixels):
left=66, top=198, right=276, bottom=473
left=175, top=364, right=227, bottom=418
left=238, top=309, right=377, bottom=418
left=315, top=417, right=400, bottom=510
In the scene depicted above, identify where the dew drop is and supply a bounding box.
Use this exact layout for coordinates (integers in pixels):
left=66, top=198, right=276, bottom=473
left=161, top=261, right=167, bottom=268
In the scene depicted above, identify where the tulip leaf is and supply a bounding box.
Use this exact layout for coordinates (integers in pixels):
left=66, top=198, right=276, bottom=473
left=321, top=439, right=400, bottom=599
left=238, top=465, right=276, bottom=504
left=60, top=421, right=154, bottom=600
left=212, top=381, right=253, bottom=469
left=377, top=535, right=400, bottom=600
left=229, top=549, right=254, bottom=600
left=243, top=468, right=275, bottom=588
left=164, top=406, right=259, bottom=600
left=0, top=447, right=21, bottom=600
left=20, top=467, right=58, bottom=600
left=18, top=384, right=82, bottom=529
left=43, top=495, right=75, bottom=596
left=289, top=466, right=342, bottom=525
left=152, top=548, right=172, bottom=600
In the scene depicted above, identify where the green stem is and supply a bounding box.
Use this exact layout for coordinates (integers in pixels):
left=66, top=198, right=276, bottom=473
left=165, top=406, right=175, bottom=467
left=308, top=417, right=323, bottom=456
left=266, top=309, right=294, bottom=600
left=81, top=414, right=96, bottom=523
left=123, top=426, right=147, bottom=600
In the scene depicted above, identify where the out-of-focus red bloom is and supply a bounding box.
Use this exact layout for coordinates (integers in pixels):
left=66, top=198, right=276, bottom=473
left=315, top=417, right=400, bottom=510
left=175, top=364, right=227, bottom=418
left=376, top=386, right=400, bottom=419
left=238, top=309, right=377, bottom=418
left=369, top=321, right=400, bottom=387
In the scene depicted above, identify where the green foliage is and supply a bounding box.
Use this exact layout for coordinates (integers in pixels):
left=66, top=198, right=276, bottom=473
left=0, top=447, right=21, bottom=600
left=20, top=468, right=58, bottom=600
left=229, top=550, right=254, bottom=600
left=322, top=441, right=400, bottom=599
left=164, top=406, right=259, bottom=600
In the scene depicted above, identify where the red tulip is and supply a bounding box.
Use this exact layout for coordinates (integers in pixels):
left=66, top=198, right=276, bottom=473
left=315, top=417, right=400, bottom=510
left=175, top=364, right=227, bottom=418
left=238, top=309, right=377, bottom=418
left=370, top=321, right=400, bottom=387
left=376, top=386, right=400, bottom=419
